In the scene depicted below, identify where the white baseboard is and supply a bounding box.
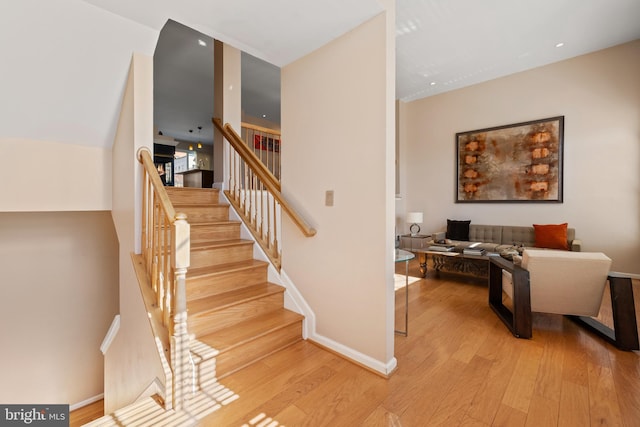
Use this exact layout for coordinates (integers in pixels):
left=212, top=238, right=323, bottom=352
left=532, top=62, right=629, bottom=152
left=280, top=270, right=314, bottom=339
left=310, top=333, right=398, bottom=376
left=100, top=315, right=120, bottom=355
left=218, top=191, right=395, bottom=377
left=280, top=269, right=395, bottom=376
left=135, top=377, right=165, bottom=404
left=70, top=393, right=104, bottom=411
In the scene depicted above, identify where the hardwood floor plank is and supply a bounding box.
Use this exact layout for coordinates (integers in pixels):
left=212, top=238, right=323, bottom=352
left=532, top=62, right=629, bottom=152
left=235, top=365, right=337, bottom=425
left=558, top=380, right=590, bottom=427
left=587, top=362, right=624, bottom=427
left=561, top=329, right=593, bottom=387
left=396, top=357, right=467, bottom=425
left=532, top=320, right=566, bottom=402
left=466, top=328, right=522, bottom=424
left=69, top=399, right=103, bottom=427
left=459, top=414, right=491, bottom=427
left=607, top=349, right=640, bottom=427
left=492, top=403, right=527, bottom=427
left=271, top=404, right=310, bottom=426
left=524, top=395, right=559, bottom=427
left=425, top=355, right=494, bottom=426
left=501, top=343, right=544, bottom=413
left=293, top=363, right=389, bottom=426
left=360, top=405, right=403, bottom=427
left=181, top=264, right=639, bottom=427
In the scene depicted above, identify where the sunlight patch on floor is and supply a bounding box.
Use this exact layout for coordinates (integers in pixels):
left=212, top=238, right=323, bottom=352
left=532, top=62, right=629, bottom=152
left=241, top=412, right=285, bottom=427
left=394, top=273, right=421, bottom=291
left=83, top=380, right=239, bottom=426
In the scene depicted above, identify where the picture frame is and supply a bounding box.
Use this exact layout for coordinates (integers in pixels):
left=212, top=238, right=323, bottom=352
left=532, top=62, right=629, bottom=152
left=253, top=135, right=281, bottom=152
left=456, top=116, right=564, bottom=203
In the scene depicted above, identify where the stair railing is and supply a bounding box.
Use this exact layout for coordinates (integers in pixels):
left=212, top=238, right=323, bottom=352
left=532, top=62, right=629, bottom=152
left=213, top=118, right=316, bottom=269
left=241, top=122, right=281, bottom=181
left=138, top=147, right=192, bottom=410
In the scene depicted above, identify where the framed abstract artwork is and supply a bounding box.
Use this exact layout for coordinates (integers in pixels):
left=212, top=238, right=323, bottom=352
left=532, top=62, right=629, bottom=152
left=456, top=116, right=564, bottom=203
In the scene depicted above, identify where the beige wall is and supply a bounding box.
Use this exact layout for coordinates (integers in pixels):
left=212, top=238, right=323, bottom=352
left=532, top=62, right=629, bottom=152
left=0, top=139, right=112, bottom=211
left=399, top=40, right=640, bottom=274
left=105, top=53, right=167, bottom=414
left=0, top=1, right=160, bottom=410
left=0, top=211, right=118, bottom=405
left=281, top=8, right=396, bottom=372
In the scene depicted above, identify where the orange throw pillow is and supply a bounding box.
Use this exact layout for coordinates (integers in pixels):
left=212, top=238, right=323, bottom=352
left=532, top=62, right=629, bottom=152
left=533, top=223, right=569, bottom=250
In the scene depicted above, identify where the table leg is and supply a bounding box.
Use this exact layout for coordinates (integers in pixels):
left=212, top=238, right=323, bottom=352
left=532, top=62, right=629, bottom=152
left=418, top=252, right=427, bottom=278
left=395, top=259, right=409, bottom=336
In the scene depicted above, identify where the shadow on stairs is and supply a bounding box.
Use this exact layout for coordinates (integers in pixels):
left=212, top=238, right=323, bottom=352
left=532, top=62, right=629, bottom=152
left=86, top=187, right=303, bottom=426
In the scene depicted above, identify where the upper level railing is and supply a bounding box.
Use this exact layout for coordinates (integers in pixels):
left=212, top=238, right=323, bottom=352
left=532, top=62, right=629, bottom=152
left=213, top=118, right=316, bottom=269
left=138, top=147, right=192, bottom=410
left=241, top=122, right=281, bottom=181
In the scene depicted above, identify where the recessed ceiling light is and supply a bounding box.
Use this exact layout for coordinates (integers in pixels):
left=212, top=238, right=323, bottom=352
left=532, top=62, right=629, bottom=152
left=198, top=39, right=207, bottom=47
left=262, top=114, right=267, bottom=118
left=430, top=82, right=436, bottom=86
left=555, top=42, right=564, bottom=48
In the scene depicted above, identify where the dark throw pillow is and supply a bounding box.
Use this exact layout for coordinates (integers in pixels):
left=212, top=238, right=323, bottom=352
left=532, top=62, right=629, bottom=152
left=446, top=219, right=471, bottom=241
left=533, top=223, right=569, bottom=250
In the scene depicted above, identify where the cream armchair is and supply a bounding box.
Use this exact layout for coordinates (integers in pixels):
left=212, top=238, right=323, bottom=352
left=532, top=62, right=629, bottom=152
left=489, top=249, right=639, bottom=351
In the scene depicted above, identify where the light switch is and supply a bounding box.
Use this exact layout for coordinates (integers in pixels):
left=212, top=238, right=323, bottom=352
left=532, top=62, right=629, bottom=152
left=325, top=190, right=334, bottom=207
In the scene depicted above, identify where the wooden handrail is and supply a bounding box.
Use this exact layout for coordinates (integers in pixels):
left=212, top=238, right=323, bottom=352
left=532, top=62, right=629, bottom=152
left=213, top=118, right=316, bottom=238
left=138, top=148, right=177, bottom=221
left=215, top=118, right=281, bottom=192
left=241, top=121, right=282, bottom=136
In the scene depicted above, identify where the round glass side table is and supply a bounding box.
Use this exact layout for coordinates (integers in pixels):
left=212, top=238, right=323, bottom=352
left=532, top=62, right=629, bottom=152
left=395, top=249, right=415, bottom=336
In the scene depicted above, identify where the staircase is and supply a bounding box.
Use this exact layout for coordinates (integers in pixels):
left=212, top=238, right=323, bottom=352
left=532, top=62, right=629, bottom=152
left=165, top=186, right=304, bottom=381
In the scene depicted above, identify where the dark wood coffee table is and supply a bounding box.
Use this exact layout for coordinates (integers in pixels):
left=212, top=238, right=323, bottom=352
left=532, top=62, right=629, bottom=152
left=413, top=249, right=497, bottom=279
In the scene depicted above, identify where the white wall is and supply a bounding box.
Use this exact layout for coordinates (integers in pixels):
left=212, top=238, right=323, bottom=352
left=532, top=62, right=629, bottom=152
left=0, top=211, right=118, bottom=406
left=0, top=0, right=157, bottom=150
left=399, top=40, right=640, bottom=274
left=281, top=7, right=396, bottom=374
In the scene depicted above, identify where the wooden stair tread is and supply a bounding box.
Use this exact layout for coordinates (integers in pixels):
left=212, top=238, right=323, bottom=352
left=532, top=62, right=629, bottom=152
left=166, top=188, right=219, bottom=196
left=172, top=202, right=229, bottom=212
left=191, top=239, right=253, bottom=250
left=188, top=283, right=283, bottom=314
left=191, top=220, right=241, bottom=227
left=188, top=259, right=268, bottom=278
left=198, top=309, right=304, bottom=352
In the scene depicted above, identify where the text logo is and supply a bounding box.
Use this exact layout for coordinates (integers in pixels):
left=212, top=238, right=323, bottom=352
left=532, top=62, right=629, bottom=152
left=1, top=405, right=69, bottom=426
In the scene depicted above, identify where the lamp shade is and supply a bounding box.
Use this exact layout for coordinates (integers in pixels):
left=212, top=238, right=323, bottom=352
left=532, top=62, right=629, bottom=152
left=406, top=212, right=423, bottom=224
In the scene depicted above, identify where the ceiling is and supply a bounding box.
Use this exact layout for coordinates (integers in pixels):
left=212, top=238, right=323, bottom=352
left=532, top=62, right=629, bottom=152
left=88, top=0, right=640, bottom=146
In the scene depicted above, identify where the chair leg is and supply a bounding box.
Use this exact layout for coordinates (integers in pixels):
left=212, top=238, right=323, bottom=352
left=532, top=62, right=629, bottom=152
left=609, top=274, right=639, bottom=350
left=489, top=257, right=532, bottom=339
left=569, top=274, right=639, bottom=351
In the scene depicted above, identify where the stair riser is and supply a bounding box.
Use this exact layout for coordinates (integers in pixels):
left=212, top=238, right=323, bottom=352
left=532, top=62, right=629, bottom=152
left=190, top=245, right=254, bottom=269
left=188, top=293, right=284, bottom=337
left=198, top=322, right=303, bottom=380
left=191, top=223, right=241, bottom=243
left=166, top=188, right=219, bottom=204
left=177, top=206, right=229, bottom=223
left=187, top=265, right=269, bottom=301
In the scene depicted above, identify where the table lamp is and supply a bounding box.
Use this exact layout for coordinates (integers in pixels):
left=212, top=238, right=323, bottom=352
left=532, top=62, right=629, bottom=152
left=406, top=212, right=423, bottom=236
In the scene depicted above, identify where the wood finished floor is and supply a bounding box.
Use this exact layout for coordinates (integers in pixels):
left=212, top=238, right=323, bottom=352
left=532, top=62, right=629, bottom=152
left=72, top=259, right=640, bottom=426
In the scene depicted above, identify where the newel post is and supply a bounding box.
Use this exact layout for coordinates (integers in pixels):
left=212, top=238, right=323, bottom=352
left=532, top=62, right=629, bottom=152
left=170, top=213, right=191, bottom=409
